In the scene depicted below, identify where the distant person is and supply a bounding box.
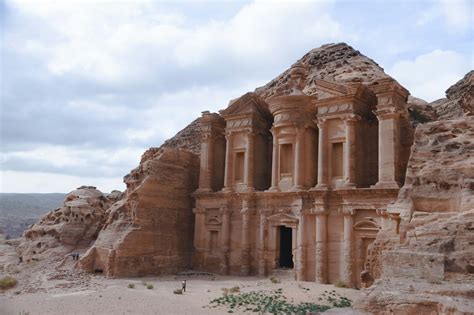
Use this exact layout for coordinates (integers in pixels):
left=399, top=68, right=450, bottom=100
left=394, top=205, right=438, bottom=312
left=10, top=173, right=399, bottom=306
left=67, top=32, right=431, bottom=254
left=182, top=280, right=186, bottom=292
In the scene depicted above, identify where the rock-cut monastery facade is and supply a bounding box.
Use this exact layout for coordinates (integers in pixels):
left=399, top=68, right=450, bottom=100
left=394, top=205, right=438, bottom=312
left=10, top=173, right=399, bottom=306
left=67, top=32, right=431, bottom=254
left=192, top=63, right=414, bottom=287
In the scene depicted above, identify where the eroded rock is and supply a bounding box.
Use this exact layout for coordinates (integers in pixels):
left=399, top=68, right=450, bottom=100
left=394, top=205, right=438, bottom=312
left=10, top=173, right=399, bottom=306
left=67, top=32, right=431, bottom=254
left=79, top=148, right=199, bottom=277
left=17, top=186, right=116, bottom=262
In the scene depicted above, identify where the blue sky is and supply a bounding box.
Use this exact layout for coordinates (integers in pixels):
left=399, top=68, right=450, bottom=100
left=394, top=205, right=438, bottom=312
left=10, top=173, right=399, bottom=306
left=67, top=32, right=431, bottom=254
left=0, top=0, right=472, bottom=193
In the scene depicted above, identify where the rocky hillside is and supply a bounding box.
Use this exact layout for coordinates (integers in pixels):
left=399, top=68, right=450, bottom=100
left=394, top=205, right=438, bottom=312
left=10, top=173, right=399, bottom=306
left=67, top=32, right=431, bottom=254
left=255, top=42, right=391, bottom=99
left=0, top=193, right=65, bottom=239
left=17, top=187, right=121, bottom=262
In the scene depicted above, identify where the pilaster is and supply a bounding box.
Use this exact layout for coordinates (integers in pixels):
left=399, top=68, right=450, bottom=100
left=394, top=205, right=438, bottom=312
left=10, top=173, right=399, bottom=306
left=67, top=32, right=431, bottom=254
left=343, top=114, right=360, bottom=188
left=296, top=209, right=306, bottom=281
left=340, top=206, right=355, bottom=287
left=222, top=131, right=234, bottom=192
left=220, top=207, right=232, bottom=275
left=312, top=199, right=328, bottom=284
left=269, top=127, right=280, bottom=191
left=315, top=118, right=329, bottom=189
left=240, top=197, right=253, bottom=276
left=244, top=130, right=255, bottom=192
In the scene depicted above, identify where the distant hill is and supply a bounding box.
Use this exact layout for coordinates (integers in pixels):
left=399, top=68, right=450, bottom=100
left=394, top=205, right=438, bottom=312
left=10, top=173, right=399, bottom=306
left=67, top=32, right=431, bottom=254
left=0, top=193, right=66, bottom=239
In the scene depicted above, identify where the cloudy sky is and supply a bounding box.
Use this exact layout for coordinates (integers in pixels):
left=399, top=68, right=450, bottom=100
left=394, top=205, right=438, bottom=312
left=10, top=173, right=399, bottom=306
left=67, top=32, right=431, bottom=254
left=0, top=0, right=472, bottom=193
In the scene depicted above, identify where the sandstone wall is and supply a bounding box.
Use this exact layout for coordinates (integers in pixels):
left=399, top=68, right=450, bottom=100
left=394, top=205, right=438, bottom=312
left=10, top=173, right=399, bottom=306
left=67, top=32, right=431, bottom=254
left=79, top=148, right=199, bottom=277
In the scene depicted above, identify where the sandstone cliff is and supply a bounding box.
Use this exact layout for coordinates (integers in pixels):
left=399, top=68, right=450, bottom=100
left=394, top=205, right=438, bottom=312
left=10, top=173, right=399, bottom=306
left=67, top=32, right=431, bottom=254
left=79, top=148, right=199, bottom=277
left=431, top=70, right=473, bottom=121
left=355, top=79, right=474, bottom=314
left=17, top=186, right=119, bottom=262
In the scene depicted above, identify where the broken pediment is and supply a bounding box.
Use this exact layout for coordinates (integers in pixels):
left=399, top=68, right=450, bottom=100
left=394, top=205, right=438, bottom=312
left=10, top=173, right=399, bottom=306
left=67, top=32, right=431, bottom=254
left=220, top=92, right=272, bottom=120
left=267, top=212, right=298, bottom=227
left=353, top=218, right=380, bottom=231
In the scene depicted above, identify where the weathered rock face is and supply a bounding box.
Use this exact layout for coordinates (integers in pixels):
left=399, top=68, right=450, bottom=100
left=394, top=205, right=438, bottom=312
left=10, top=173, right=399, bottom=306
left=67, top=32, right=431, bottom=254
left=431, top=70, right=473, bottom=120
left=255, top=42, right=391, bottom=99
left=161, top=117, right=203, bottom=155
left=18, top=186, right=114, bottom=262
left=395, top=118, right=474, bottom=223
left=79, top=148, right=199, bottom=277
left=356, top=117, right=474, bottom=313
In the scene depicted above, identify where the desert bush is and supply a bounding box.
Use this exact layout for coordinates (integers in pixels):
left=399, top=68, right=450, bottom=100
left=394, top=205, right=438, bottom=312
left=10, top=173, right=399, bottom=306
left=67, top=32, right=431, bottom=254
left=174, top=288, right=183, bottom=294
left=222, top=286, right=240, bottom=296
left=270, top=276, right=280, bottom=284
left=0, top=276, right=17, bottom=290
left=147, top=284, right=154, bottom=290
left=334, top=280, right=347, bottom=288
left=127, top=283, right=135, bottom=289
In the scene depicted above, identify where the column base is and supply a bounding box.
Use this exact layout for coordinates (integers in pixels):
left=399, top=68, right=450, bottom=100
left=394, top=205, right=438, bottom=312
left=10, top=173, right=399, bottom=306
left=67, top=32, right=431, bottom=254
left=267, top=186, right=280, bottom=192
left=341, top=182, right=356, bottom=189
left=221, top=187, right=233, bottom=193
left=243, top=186, right=255, bottom=192
left=372, top=181, right=400, bottom=189
left=291, top=185, right=304, bottom=192
left=195, top=188, right=213, bottom=194
left=311, top=184, right=328, bottom=190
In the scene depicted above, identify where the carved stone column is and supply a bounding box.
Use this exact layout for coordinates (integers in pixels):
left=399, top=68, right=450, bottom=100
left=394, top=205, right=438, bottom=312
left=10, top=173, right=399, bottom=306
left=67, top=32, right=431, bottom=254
left=240, top=198, right=251, bottom=276
left=223, top=131, right=233, bottom=192
left=269, top=128, right=280, bottom=191
left=316, top=119, right=328, bottom=188
left=220, top=207, right=231, bottom=275
left=198, top=133, right=213, bottom=192
left=341, top=207, right=355, bottom=287
left=314, top=203, right=328, bottom=284
left=244, top=130, right=255, bottom=191
left=258, top=211, right=267, bottom=276
left=293, top=128, right=305, bottom=191
left=344, top=115, right=359, bottom=188
left=375, top=109, right=401, bottom=188
left=296, top=211, right=306, bottom=280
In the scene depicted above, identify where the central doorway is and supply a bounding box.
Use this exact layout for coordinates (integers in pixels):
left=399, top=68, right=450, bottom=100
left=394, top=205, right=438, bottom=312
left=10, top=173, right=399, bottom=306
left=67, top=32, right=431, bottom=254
left=278, top=226, right=293, bottom=268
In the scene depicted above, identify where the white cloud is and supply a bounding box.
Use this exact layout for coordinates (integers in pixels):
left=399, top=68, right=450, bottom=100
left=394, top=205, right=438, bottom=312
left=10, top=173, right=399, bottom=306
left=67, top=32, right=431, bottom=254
left=417, top=0, right=472, bottom=31
left=7, top=0, right=342, bottom=84
left=0, top=170, right=124, bottom=193
left=388, top=49, right=471, bottom=101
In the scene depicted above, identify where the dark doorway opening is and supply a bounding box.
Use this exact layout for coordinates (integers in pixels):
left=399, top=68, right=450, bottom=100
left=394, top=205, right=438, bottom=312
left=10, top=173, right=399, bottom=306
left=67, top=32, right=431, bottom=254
left=278, top=226, right=293, bottom=268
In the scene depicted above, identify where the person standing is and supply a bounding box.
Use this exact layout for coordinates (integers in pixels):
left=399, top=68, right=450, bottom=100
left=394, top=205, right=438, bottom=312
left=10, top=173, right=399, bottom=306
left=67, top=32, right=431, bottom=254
left=182, top=280, right=186, bottom=292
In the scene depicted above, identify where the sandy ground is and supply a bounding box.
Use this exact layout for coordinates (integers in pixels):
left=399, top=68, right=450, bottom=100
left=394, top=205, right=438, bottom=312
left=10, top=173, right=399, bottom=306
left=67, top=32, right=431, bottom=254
left=1, top=273, right=361, bottom=315
left=1, top=238, right=361, bottom=315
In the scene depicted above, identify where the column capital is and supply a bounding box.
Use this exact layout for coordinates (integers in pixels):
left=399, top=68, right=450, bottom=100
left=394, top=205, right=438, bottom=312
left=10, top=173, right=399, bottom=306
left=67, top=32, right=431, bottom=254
left=376, top=208, right=388, bottom=216
left=343, top=113, right=361, bottom=124
left=244, top=129, right=256, bottom=137
left=219, top=207, right=232, bottom=215
left=311, top=207, right=328, bottom=216
left=192, top=207, right=205, bottom=214
left=375, top=107, right=402, bottom=120
left=201, top=132, right=213, bottom=141
left=315, top=117, right=329, bottom=128
left=339, top=206, right=355, bottom=216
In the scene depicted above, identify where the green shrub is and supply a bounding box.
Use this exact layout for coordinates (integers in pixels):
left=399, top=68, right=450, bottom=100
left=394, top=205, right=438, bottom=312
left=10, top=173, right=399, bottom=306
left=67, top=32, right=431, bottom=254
left=127, top=283, right=135, bottom=289
left=0, top=276, right=17, bottom=290
left=334, top=280, right=347, bottom=288
left=174, top=288, right=183, bottom=294
left=270, top=276, right=280, bottom=284
left=147, top=284, right=154, bottom=290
